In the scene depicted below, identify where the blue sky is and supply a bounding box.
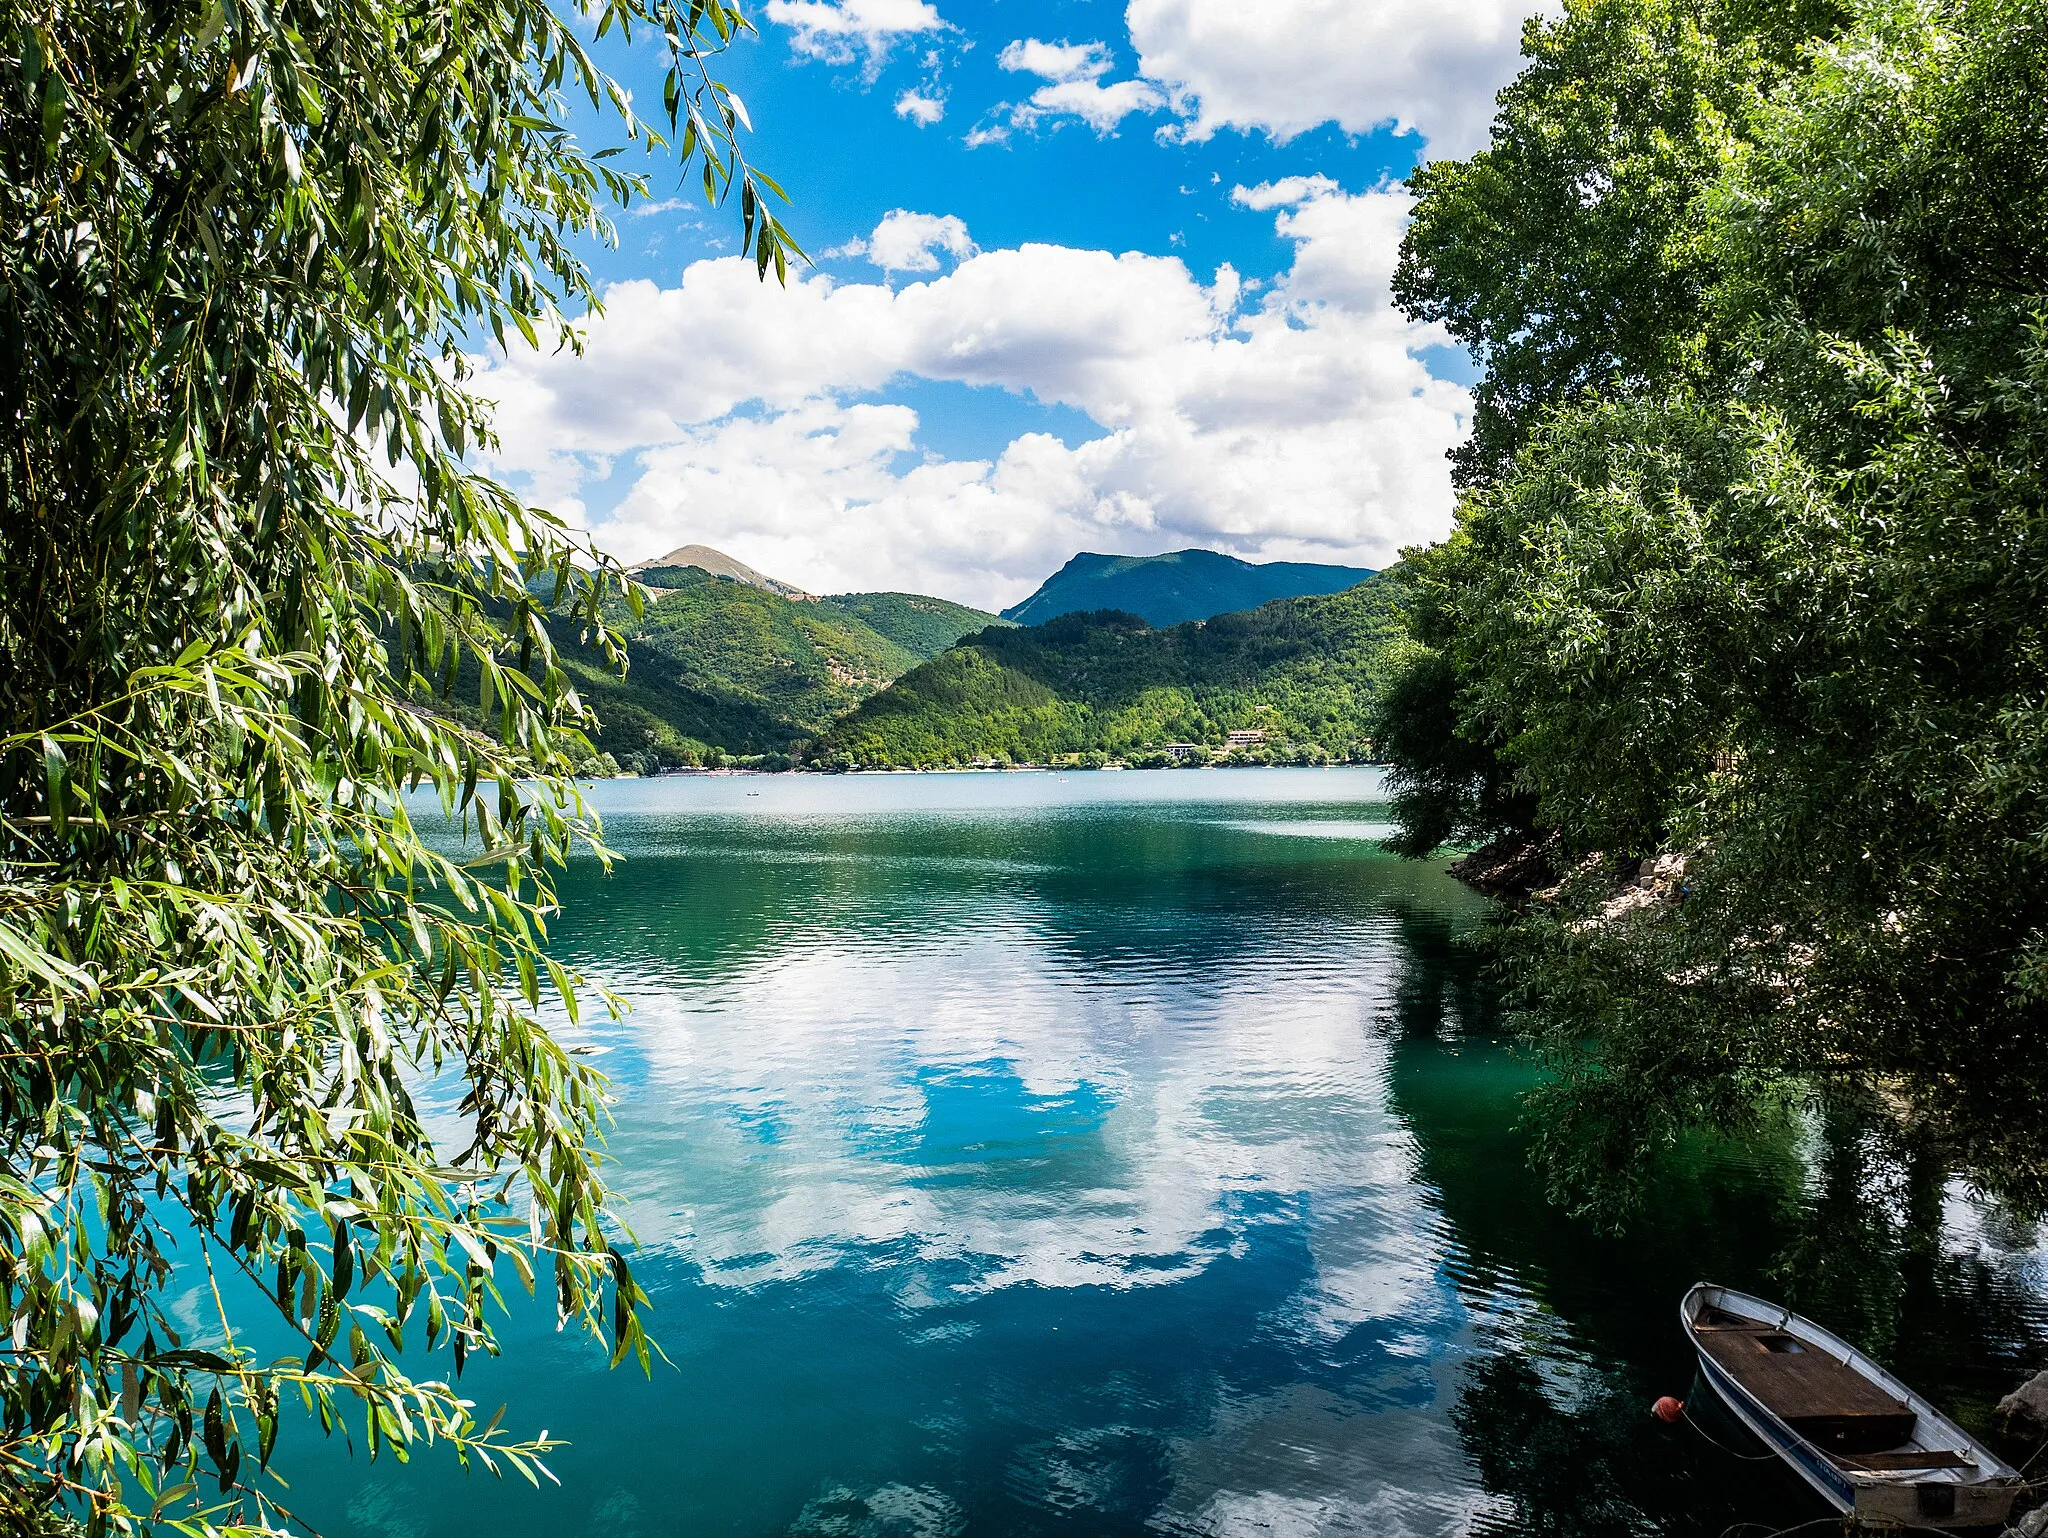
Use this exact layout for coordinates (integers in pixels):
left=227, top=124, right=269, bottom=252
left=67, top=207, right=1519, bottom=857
left=480, top=0, right=1545, bottom=608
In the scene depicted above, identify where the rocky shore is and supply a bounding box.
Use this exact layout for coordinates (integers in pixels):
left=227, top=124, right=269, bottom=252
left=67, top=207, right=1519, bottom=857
left=1444, top=832, right=1560, bottom=899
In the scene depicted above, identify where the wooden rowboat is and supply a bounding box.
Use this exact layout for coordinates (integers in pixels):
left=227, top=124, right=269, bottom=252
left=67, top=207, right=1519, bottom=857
left=1683, top=1283, right=2021, bottom=1530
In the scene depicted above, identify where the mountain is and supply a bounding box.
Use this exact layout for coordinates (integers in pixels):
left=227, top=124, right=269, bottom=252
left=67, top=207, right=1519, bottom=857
left=810, top=573, right=1405, bottom=770
left=1002, top=549, right=1378, bottom=628
left=536, top=570, right=1006, bottom=768
left=819, top=592, right=1016, bottom=656
left=630, top=543, right=816, bottom=600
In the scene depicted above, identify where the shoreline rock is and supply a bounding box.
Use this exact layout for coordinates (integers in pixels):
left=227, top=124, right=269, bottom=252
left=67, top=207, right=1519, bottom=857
left=1998, top=1367, right=2048, bottom=1438
left=1446, top=833, right=1560, bottom=901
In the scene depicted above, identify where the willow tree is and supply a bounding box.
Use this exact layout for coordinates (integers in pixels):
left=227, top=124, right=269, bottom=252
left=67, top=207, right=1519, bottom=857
left=0, top=1, right=795, bottom=1531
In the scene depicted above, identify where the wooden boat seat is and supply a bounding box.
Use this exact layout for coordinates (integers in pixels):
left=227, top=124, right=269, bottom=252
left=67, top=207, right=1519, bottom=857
left=1694, top=1307, right=1768, bottom=1332
left=1831, top=1449, right=1976, bottom=1472
left=1694, top=1326, right=1918, bottom=1454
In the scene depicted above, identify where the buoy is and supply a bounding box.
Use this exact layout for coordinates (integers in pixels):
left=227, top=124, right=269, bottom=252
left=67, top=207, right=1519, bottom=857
left=1652, top=1395, right=1686, bottom=1424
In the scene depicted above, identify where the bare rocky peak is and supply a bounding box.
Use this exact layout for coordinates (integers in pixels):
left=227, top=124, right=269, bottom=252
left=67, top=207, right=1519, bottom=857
left=629, top=544, right=816, bottom=601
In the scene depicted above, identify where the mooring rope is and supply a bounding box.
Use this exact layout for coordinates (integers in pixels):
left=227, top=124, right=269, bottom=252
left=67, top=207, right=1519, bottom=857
left=1684, top=1404, right=1781, bottom=1463
left=1713, top=1517, right=1844, bottom=1538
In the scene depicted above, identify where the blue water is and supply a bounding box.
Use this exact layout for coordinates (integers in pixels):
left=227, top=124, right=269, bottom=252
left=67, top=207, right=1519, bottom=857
left=270, top=769, right=2046, bottom=1537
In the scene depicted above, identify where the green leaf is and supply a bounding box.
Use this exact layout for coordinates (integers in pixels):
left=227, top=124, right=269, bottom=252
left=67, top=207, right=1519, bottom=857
left=40, top=71, right=65, bottom=159
left=202, top=1388, right=227, bottom=1477
left=41, top=734, right=67, bottom=840
left=333, top=1220, right=354, bottom=1301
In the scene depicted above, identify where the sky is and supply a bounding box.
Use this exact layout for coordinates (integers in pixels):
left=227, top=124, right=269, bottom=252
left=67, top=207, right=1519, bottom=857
left=476, top=0, right=1552, bottom=610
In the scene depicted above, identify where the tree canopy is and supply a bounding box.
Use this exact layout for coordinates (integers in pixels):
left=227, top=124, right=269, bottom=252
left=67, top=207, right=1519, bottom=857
left=1380, top=0, right=2048, bottom=1214
left=0, top=0, right=793, bottom=1531
left=1394, top=0, right=1847, bottom=488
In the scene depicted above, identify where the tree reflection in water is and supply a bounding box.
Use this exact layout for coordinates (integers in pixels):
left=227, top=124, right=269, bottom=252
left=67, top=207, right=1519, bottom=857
left=1380, top=900, right=2048, bottom=1536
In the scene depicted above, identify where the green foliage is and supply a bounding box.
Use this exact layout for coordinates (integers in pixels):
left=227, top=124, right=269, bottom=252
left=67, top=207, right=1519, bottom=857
left=1395, top=0, right=1845, bottom=488
left=815, top=581, right=1402, bottom=769
left=1709, top=0, right=2048, bottom=377
left=1512, top=328, right=2048, bottom=1214
left=1388, top=0, right=2048, bottom=1214
left=1368, top=554, right=1537, bottom=858
left=1443, top=396, right=1749, bottom=855
left=0, top=0, right=789, bottom=1531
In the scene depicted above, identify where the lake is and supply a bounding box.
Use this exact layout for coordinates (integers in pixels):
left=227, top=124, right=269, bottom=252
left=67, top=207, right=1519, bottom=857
left=286, top=769, right=2047, bottom=1537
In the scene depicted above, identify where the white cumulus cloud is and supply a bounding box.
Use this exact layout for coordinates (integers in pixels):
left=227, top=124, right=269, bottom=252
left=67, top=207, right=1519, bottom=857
left=894, top=88, right=946, bottom=125
left=864, top=209, right=977, bottom=272
left=1128, top=0, right=1552, bottom=158
left=980, top=36, right=1169, bottom=138
left=999, top=38, right=1114, bottom=82
left=765, top=0, right=946, bottom=66
left=1231, top=175, right=1341, bottom=212
left=471, top=186, right=1468, bottom=609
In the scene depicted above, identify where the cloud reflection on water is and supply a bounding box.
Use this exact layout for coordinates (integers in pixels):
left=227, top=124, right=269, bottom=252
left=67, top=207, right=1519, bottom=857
left=600, top=919, right=1451, bottom=1335
left=548, top=774, right=1512, bottom=1534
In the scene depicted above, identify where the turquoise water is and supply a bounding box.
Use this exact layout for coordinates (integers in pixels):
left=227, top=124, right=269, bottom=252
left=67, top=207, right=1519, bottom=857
left=281, top=769, right=2046, bottom=1537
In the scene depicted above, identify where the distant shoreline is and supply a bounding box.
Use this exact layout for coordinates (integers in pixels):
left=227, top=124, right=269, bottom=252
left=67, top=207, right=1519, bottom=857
left=605, top=761, right=1383, bottom=780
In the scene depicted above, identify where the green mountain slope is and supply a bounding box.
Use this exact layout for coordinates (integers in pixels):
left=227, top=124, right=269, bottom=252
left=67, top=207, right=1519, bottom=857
left=552, top=574, right=1004, bottom=768
left=434, top=569, right=1013, bottom=770
left=819, top=592, right=1013, bottom=658
left=553, top=570, right=915, bottom=765
left=1002, top=548, right=1378, bottom=628
left=813, top=575, right=1401, bottom=769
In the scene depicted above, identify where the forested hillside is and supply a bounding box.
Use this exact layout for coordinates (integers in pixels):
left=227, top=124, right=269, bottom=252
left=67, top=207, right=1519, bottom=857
left=811, top=577, right=1401, bottom=768
left=474, top=569, right=1006, bottom=768
left=1378, top=0, right=2048, bottom=1213
left=818, top=591, right=1016, bottom=657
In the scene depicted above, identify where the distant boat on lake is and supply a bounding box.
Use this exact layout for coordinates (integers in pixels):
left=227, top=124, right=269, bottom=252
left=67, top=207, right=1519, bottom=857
left=1682, top=1283, right=2020, bottom=1529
